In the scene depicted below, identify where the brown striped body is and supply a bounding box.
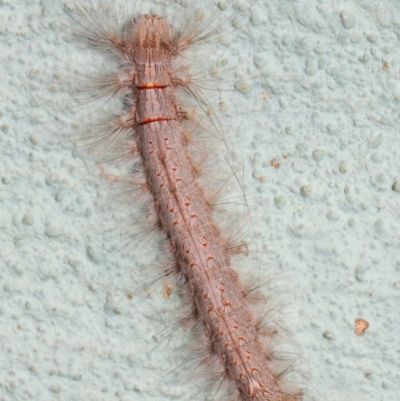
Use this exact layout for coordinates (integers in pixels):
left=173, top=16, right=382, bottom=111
left=129, top=15, right=288, bottom=401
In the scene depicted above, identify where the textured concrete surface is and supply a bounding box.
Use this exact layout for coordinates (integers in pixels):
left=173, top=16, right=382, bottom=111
left=1, top=0, right=399, bottom=400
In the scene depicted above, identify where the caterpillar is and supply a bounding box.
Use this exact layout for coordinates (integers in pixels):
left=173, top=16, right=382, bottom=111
left=60, top=0, right=304, bottom=400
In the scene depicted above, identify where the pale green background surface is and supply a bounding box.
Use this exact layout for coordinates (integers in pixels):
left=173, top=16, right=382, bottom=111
left=1, top=1, right=400, bottom=400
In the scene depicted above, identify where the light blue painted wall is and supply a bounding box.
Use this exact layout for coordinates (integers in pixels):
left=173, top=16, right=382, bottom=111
left=1, top=1, right=399, bottom=400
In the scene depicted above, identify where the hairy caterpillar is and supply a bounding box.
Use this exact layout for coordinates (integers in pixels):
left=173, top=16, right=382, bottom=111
left=59, top=0, right=304, bottom=400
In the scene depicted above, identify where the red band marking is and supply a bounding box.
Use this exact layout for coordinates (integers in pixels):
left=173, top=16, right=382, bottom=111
left=138, top=117, right=172, bottom=125
left=137, top=84, right=168, bottom=89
